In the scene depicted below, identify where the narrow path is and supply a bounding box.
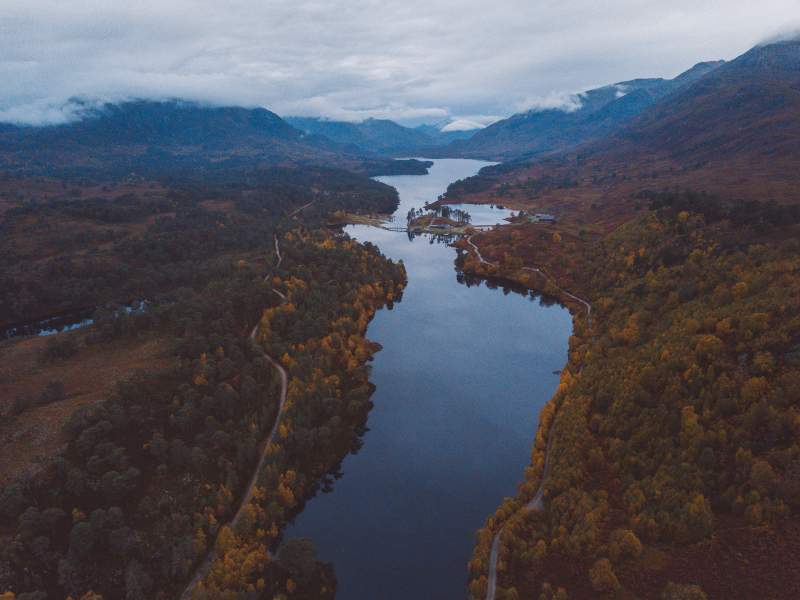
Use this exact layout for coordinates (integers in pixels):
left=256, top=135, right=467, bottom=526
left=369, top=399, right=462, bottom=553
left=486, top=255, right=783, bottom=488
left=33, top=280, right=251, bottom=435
left=273, top=233, right=283, bottom=268
left=525, top=429, right=556, bottom=511
left=466, top=234, right=495, bottom=266
left=466, top=234, right=592, bottom=600
left=521, top=267, right=592, bottom=329
left=484, top=431, right=557, bottom=600
left=181, top=235, right=289, bottom=599
left=466, top=233, right=591, bottom=327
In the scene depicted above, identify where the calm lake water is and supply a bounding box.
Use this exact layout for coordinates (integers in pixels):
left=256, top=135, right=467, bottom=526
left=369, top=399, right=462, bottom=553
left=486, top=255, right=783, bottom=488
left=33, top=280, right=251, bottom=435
left=287, top=159, right=572, bottom=599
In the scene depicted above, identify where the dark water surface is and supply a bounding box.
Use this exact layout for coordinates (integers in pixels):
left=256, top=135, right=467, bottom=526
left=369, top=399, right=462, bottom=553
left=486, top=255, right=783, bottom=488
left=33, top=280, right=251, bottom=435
left=287, top=159, right=572, bottom=599
left=1, top=301, right=147, bottom=340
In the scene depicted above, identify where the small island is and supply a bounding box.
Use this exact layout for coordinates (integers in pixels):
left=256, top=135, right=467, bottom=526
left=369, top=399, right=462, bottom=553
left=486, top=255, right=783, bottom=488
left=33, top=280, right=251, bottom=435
left=407, top=205, right=477, bottom=234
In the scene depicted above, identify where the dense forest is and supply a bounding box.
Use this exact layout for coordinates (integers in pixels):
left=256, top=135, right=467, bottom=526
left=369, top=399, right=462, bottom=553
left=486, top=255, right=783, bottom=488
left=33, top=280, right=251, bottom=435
left=0, top=167, right=406, bottom=599
left=459, top=191, right=800, bottom=599
left=187, top=232, right=405, bottom=598
left=0, top=167, right=399, bottom=329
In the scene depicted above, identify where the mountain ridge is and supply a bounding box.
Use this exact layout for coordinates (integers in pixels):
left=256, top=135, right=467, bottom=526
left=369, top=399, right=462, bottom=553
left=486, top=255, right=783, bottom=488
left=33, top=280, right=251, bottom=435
left=285, top=116, right=477, bottom=155
left=442, top=40, right=800, bottom=212
left=440, top=60, right=725, bottom=161
left=0, top=99, right=431, bottom=180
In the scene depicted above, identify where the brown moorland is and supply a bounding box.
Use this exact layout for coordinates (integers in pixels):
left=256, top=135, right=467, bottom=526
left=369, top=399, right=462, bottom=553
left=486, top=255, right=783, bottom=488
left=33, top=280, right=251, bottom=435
left=0, top=331, right=170, bottom=485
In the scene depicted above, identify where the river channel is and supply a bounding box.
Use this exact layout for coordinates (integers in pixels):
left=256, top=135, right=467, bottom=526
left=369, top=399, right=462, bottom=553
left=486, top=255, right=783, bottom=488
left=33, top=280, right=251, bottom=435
left=287, top=159, right=572, bottom=599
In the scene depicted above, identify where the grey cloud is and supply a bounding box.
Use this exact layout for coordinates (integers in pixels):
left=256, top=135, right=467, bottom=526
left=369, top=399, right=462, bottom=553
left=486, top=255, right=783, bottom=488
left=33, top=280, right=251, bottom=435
left=1, top=0, right=797, bottom=126
left=514, top=92, right=585, bottom=114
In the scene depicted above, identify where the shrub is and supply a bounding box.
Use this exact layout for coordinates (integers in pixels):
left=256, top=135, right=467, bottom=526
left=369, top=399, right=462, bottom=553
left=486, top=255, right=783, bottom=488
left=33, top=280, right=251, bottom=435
left=43, top=335, right=79, bottom=360
left=39, top=380, right=66, bottom=406
left=661, top=582, right=707, bottom=600
left=617, top=529, right=643, bottom=559
left=11, top=394, right=34, bottom=415
left=589, top=558, right=620, bottom=593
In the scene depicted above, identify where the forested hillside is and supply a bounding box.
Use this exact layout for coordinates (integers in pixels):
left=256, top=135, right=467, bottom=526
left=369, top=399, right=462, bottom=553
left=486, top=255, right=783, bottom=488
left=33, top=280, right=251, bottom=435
left=0, top=101, right=430, bottom=180
left=187, top=232, right=405, bottom=598
left=285, top=117, right=436, bottom=156
left=438, top=37, right=800, bottom=600
left=458, top=191, right=800, bottom=599
left=0, top=161, right=407, bottom=599
left=0, top=167, right=398, bottom=329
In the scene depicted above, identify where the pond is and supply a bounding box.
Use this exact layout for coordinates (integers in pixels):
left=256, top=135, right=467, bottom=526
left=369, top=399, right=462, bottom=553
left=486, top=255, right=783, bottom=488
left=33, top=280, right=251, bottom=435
left=286, top=159, right=573, bottom=599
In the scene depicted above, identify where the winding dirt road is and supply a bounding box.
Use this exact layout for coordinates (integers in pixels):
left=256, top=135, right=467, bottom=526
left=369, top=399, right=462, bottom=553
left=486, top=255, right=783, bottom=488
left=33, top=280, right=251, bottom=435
left=180, top=235, right=289, bottom=599
left=521, top=267, right=592, bottom=329
left=465, top=234, right=592, bottom=600
left=484, top=430, right=557, bottom=600
left=466, top=233, right=495, bottom=266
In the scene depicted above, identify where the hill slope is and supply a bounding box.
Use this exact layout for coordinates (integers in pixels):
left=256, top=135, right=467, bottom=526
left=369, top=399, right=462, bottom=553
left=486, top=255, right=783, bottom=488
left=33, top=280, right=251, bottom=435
left=443, top=61, right=723, bottom=161
left=285, top=116, right=476, bottom=155
left=0, top=100, right=427, bottom=179
left=414, top=122, right=477, bottom=145
left=577, top=39, right=800, bottom=203
left=444, top=40, right=800, bottom=214
left=610, top=40, right=800, bottom=167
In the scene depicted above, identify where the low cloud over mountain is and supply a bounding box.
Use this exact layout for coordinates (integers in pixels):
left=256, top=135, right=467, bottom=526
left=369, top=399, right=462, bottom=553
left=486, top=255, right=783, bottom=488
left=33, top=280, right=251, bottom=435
left=1, top=1, right=796, bottom=126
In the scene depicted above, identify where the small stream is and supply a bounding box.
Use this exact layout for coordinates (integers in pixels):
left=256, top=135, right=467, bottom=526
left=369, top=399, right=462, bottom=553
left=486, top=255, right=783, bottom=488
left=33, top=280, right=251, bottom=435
left=287, top=159, right=572, bottom=599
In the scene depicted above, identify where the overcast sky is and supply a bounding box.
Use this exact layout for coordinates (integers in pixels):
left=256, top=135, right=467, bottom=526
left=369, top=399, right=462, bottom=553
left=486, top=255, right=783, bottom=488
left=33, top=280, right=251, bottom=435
left=1, top=0, right=797, bottom=127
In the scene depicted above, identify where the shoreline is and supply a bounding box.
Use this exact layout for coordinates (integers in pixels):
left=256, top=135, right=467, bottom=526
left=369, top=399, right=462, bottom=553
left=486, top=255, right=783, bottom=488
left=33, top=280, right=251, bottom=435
left=457, top=232, right=593, bottom=600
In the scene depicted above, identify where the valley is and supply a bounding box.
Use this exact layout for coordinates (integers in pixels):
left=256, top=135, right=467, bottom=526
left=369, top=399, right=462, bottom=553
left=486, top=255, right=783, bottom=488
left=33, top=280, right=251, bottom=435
left=1, top=18, right=799, bottom=600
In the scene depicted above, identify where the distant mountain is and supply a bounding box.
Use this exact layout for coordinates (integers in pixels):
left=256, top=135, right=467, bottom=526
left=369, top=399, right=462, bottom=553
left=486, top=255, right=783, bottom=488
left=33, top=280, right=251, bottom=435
left=286, top=116, right=430, bottom=155
left=286, top=116, right=478, bottom=155
left=608, top=41, right=800, bottom=163
left=445, top=40, right=800, bottom=207
left=414, top=122, right=478, bottom=145
left=570, top=39, right=800, bottom=200
left=0, top=100, right=428, bottom=180
left=442, top=60, right=724, bottom=160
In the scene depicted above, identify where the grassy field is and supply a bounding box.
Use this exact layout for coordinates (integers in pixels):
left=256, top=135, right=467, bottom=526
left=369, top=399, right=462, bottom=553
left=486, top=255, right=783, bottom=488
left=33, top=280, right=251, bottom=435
left=0, top=330, right=171, bottom=485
